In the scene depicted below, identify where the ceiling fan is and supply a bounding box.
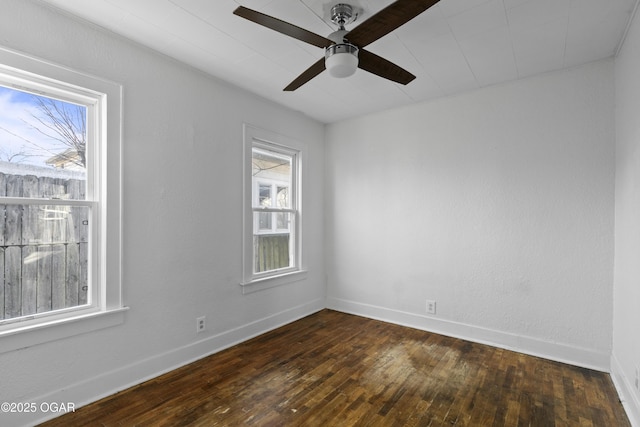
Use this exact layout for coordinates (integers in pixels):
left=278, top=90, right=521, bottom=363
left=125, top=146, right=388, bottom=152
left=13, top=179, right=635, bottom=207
left=233, top=1, right=441, bottom=91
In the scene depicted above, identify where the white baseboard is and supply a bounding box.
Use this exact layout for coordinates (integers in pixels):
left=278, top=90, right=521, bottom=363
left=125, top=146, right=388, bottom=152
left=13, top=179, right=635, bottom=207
left=20, top=298, right=324, bottom=427
left=611, top=355, right=640, bottom=427
left=326, top=297, right=610, bottom=372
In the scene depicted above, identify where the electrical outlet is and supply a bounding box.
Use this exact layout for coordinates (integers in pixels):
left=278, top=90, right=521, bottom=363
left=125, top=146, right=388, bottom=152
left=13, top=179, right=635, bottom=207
left=196, top=316, right=206, bottom=334
left=426, top=300, right=436, bottom=315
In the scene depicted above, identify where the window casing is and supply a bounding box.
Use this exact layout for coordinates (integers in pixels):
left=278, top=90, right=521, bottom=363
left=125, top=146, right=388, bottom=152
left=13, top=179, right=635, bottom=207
left=242, top=125, right=305, bottom=293
left=0, top=46, right=123, bottom=352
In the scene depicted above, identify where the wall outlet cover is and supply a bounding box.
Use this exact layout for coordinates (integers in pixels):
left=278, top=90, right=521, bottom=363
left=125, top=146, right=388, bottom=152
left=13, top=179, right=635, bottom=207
left=426, top=300, right=436, bottom=315
left=196, top=316, right=206, bottom=333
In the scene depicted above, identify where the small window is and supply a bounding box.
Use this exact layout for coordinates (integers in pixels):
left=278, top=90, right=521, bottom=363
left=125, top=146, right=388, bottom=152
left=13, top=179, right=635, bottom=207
left=242, top=125, right=304, bottom=292
left=0, top=46, right=123, bottom=351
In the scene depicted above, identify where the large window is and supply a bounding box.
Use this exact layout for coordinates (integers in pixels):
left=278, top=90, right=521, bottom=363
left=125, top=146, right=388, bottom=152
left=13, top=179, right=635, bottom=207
left=242, top=125, right=304, bottom=292
left=0, top=46, right=123, bottom=351
left=0, top=85, right=91, bottom=323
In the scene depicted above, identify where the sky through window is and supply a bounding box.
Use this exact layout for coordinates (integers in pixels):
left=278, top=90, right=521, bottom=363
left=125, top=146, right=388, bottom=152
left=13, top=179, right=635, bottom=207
left=0, top=85, right=86, bottom=169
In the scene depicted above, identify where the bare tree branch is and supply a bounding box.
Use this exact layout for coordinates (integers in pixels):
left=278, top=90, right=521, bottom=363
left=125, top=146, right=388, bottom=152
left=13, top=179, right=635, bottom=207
left=25, top=96, right=86, bottom=168
left=0, top=145, right=38, bottom=163
left=252, top=160, right=290, bottom=176
left=0, top=124, right=63, bottom=159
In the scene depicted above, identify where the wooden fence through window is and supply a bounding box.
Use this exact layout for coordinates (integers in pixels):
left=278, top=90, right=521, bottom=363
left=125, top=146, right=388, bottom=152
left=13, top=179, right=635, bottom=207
left=254, top=234, right=290, bottom=273
left=0, top=172, right=88, bottom=321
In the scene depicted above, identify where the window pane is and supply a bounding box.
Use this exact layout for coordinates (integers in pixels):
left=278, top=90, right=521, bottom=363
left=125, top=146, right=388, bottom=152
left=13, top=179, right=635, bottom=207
left=257, top=183, right=272, bottom=230
left=276, top=186, right=289, bottom=208
left=0, top=85, right=87, bottom=200
left=253, top=226, right=291, bottom=273
left=252, top=148, right=291, bottom=190
left=258, top=183, right=271, bottom=207
left=258, top=212, right=272, bottom=230
left=1, top=204, right=90, bottom=321
left=276, top=211, right=289, bottom=230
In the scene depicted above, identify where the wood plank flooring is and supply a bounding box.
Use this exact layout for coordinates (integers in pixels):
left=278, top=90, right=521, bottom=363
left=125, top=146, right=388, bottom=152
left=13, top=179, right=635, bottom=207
left=40, top=310, right=630, bottom=426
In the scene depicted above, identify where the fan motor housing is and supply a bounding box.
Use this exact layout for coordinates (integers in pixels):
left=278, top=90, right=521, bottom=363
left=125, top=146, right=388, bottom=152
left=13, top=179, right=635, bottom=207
left=325, top=43, right=359, bottom=58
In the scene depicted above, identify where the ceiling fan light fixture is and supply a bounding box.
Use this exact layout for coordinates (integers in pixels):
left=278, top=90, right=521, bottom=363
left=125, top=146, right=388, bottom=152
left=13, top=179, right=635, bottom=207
left=325, top=43, right=359, bottom=78
left=234, top=0, right=439, bottom=90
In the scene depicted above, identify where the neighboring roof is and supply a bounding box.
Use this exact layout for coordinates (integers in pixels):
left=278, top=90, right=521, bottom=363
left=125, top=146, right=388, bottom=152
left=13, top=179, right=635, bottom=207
left=45, top=149, right=84, bottom=171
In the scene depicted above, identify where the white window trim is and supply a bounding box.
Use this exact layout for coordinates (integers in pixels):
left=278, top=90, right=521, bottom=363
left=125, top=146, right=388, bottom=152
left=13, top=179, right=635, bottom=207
left=0, top=46, right=125, bottom=353
left=241, top=124, right=306, bottom=294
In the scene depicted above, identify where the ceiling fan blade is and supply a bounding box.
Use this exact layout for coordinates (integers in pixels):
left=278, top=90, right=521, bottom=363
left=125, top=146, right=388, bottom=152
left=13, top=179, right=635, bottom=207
left=346, top=0, right=441, bottom=48
left=358, top=49, right=415, bottom=85
left=284, top=58, right=326, bottom=91
left=234, top=6, right=333, bottom=49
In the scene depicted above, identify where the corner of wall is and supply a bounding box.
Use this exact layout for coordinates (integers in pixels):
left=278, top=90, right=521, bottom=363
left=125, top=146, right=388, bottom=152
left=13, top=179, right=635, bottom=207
left=611, top=355, right=640, bottom=426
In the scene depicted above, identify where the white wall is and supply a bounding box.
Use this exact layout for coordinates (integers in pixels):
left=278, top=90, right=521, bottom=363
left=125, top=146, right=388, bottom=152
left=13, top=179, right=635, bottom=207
left=0, top=1, right=325, bottom=425
left=326, top=60, right=616, bottom=370
left=613, top=4, right=640, bottom=424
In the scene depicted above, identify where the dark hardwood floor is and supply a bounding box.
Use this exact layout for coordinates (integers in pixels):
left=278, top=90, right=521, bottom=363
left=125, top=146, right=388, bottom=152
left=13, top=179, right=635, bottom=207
left=40, top=309, right=630, bottom=426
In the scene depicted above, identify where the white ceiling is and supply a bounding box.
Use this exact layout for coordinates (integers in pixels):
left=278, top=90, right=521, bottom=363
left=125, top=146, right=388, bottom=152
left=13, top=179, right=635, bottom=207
left=41, top=0, right=639, bottom=123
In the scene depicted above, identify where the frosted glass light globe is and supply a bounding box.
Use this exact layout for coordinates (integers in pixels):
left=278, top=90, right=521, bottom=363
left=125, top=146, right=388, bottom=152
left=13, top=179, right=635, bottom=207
left=325, top=44, right=359, bottom=78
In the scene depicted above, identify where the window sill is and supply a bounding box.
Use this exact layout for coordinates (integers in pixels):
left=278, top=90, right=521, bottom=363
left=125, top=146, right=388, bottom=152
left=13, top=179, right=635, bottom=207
left=0, top=307, right=129, bottom=354
left=241, top=270, right=308, bottom=294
